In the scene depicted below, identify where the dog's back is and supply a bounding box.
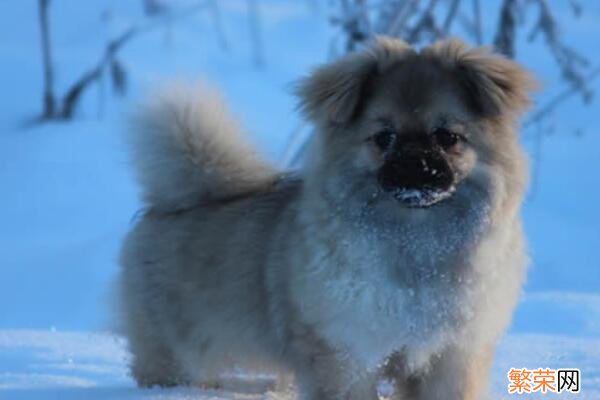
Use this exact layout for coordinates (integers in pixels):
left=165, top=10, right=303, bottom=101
left=119, top=84, right=295, bottom=386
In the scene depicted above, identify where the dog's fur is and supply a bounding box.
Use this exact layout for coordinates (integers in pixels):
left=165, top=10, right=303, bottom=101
left=119, top=38, right=536, bottom=399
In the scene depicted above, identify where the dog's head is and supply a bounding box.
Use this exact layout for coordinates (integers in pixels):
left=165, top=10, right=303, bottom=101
left=297, top=37, right=536, bottom=220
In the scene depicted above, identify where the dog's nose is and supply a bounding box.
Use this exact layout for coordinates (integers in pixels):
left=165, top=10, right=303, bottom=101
left=395, top=130, right=435, bottom=154
left=378, top=150, right=453, bottom=192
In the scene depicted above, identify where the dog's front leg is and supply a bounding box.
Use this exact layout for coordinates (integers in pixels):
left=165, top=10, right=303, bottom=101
left=292, top=351, right=379, bottom=400
left=406, top=345, right=494, bottom=400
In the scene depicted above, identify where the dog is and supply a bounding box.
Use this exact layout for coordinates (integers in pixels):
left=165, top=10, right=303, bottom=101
left=119, top=37, right=536, bottom=399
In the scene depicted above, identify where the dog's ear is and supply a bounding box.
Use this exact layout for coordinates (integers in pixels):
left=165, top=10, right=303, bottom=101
left=296, top=37, right=412, bottom=125
left=295, top=52, right=376, bottom=125
left=425, top=39, right=538, bottom=117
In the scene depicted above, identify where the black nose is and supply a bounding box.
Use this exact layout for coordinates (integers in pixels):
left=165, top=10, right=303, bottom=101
left=377, top=150, right=454, bottom=192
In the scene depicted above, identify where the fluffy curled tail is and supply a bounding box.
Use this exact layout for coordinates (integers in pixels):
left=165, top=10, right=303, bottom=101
left=129, top=84, right=277, bottom=212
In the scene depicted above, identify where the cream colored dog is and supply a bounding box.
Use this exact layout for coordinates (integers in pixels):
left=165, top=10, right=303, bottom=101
left=119, top=37, right=536, bottom=399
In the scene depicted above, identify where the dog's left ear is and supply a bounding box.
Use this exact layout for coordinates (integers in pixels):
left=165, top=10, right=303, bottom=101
left=425, top=39, right=538, bottom=118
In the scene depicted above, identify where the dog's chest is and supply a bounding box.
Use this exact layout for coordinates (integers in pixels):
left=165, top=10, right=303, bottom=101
left=292, top=224, right=472, bottom=372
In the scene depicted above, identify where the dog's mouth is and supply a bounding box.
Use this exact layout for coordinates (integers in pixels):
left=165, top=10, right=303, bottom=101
left=390, top=186, right=455, bottom=208
left=377, top=153, right=456, bottom=208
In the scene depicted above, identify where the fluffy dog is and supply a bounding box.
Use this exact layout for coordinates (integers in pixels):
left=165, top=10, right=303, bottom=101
left=119, top=37, right=536, bottom=399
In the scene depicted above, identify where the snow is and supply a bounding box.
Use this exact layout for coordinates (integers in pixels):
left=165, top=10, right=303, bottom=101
left=0, top=0, right=599, bottom=399
left=1, top=329, right=598, bottom=399
left=391, top=187, right=454, bottom=207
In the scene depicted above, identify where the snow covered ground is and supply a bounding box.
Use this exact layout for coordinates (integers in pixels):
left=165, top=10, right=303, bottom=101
left=0, top=329, right=598, bottom=399
left=0, top=1, right=599, bottom=399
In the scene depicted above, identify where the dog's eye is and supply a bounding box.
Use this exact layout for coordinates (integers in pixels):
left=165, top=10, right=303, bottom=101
left=372, top=130, right=396, bottom=151
left=433, top=127, right=461, bottom=149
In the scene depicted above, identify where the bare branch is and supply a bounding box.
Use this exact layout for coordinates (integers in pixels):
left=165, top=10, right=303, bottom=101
left=208, top=0, right=228, bottom=52
left=493, top=0, right=518, bottom=57
left=60, top=27, right=137, bottom=119
left=247, top=0, right=265, bottom=66
left=38, top=0, right=56, bottom=118
left=528, top=0, right=591, bottom=101
left=143, top=0, right=168, bottom=17
left=527, top=121, right=544, bottom=200
left=472, top=0, right=482, bottom=44
left=280, top=122, right=311, bottom=168
left=332, top=0, right=371, bottom=52
left=568, top=0, right=582, bottom=17
left=442, top=0, right=461, bottom=36
left=376, top=0, right=416, bottom=37
left=405, top=0, right=442, bottom=44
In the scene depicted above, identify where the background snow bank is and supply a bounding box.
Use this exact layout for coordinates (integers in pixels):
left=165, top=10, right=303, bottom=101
left=0, top=1, right=598, bottom=399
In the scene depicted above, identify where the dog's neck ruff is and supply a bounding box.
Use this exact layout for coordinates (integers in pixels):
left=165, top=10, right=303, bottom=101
left=291, top=187, right=494, bottom=373
left=300, top=178, right=493, bottom=272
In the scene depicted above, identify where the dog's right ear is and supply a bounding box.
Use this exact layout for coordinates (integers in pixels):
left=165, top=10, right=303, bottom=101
left=295, top=52, right=375, bottom=125
left=296, top=37, right=412, bottom=125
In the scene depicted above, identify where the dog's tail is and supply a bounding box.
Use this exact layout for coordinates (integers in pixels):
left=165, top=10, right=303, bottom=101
left=129, top=84, right=277, bottom=212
